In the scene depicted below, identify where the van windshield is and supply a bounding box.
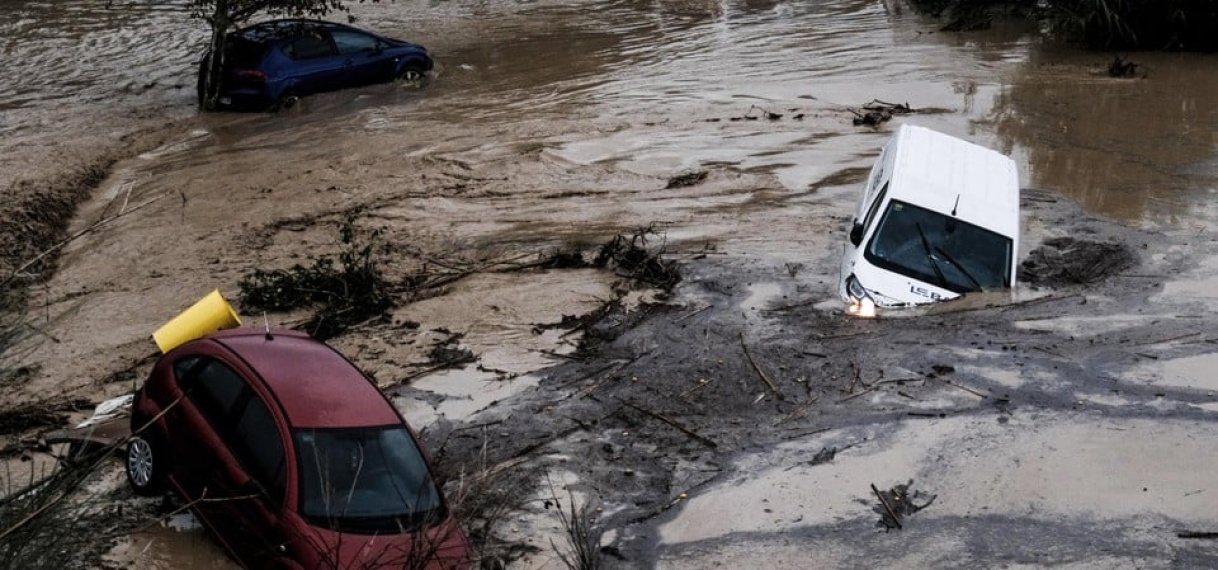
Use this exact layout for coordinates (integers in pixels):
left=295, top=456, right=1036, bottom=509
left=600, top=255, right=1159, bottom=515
left=864, top=200, right=1012, bottom=293
left=295, top=426, right=444, bottom=534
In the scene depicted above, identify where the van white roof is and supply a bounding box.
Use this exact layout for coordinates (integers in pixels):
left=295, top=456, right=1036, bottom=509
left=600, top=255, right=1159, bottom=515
left=887, top=125, right=1019, bottom=238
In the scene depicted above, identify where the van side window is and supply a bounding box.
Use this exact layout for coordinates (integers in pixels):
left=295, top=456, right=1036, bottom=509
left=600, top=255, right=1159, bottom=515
left=862, top=182, right=890, bottom=232
left=869, top=158, right=885, bottom=195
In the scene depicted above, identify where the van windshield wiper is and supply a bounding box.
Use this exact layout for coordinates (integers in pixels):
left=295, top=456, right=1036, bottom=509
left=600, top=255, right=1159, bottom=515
left=915, top=223, right=949, bottom=289
left=934, top=246, right=983, bottom=292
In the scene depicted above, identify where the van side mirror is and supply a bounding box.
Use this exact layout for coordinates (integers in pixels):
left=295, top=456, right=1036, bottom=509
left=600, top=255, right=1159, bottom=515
left=849, top=221, right=864, bottom=246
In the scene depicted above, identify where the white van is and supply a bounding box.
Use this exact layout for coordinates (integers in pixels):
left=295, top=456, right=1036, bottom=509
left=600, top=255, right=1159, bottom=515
left=839, top=125, right=1020, bottom=315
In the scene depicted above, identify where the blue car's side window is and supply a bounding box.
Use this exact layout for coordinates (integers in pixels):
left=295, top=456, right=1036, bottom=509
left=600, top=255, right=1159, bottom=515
left=331, top=30, right=378, bottom=55
left=286, top=34, right=334, bottom=59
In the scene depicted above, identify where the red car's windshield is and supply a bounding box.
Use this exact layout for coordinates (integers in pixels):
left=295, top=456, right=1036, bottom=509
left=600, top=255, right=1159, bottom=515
left=295, top=426, right=444, bottom=533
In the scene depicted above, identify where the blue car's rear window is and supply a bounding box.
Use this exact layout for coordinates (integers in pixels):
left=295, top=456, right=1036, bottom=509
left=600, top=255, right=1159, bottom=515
left=224, top=38, right=268, bottom=68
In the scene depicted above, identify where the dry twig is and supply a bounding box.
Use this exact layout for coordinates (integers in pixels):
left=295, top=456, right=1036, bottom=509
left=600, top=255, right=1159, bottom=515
left=740, top=333, right=783, bottom=400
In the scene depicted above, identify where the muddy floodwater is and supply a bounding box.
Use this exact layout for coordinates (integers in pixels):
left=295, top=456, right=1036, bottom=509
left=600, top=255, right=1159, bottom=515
left=2, top=0, right=1217, bottom=568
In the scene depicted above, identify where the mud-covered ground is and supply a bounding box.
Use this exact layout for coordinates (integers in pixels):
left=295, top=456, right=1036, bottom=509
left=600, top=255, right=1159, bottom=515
left=423, top=192, right=1218, bottom=568
left=3, top=122, right=1216, bottom=569
left=3, top=0, right=1218, bottom=568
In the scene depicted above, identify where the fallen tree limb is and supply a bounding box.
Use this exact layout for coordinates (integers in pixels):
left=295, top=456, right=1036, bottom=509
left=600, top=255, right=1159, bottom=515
left=622, top=400, right=717, bottom=449
left=740, top=333, right=783, bottom=400
left=871, top=483, right=902, bottom=530
left=775, top=396, right=819, bottom=426
left=836, top=386, right=875, bottom=403
left=625, top=470, right=725, bottom=525
left=676, top=305, right=711, bottom=322
left=1135, top=332, right=1201, bottom=346
left=941, top=379, right=988, bottom=399
left=3, top=193, right=166, bottom=288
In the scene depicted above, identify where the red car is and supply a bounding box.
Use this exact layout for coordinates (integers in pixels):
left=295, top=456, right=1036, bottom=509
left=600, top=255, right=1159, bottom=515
left=126, top=328, right=470, bottom=569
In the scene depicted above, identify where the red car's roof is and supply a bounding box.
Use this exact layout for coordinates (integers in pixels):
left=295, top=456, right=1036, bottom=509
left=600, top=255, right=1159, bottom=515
left=208, top=329, right=401, bottom=429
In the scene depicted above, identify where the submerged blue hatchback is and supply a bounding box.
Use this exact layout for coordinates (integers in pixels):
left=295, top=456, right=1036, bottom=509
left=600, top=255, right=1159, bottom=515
left=199, top=19, right=433, bottom=112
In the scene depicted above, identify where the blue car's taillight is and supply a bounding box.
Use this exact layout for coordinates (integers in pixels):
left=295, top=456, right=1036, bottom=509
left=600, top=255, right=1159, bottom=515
left=235, top=69, right=267, bottom=82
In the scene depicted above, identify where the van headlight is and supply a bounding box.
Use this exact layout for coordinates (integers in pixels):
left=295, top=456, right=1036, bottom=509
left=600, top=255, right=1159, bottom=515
left=845, top=275, right=877, bottom=318
left=846, top=275, right=870, bottom=302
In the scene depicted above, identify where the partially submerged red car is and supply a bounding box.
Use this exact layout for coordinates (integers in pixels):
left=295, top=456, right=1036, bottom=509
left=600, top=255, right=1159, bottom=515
left=126, top=328, right=470, bottom=569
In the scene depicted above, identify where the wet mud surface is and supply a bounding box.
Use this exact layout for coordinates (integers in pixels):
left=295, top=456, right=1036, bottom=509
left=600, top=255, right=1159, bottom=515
left=2, top=0, right=1218, bottom=568
left=426, top=193, right=1218, bottom=568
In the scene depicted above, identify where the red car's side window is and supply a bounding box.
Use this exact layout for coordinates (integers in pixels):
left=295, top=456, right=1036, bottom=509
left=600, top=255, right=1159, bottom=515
left=184, top=359, right=248, bottom=422
left=233, top=396, right=287, bottom=505
left=175, top=356, right=287, bottom=505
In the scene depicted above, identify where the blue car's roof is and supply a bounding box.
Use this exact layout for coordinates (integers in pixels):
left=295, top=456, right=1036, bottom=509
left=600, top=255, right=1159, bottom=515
left=233, top=19, right=371, bottom=43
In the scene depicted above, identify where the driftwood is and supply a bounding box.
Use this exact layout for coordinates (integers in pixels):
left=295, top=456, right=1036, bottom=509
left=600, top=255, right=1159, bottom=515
left=1134, top=332, right=1201, bottom=346
left=740, top=333, right=783, bottom=400
left=871, top=483, right=903, bottom=530
left=940, top=378, right=988, bottom=399
left=570, top=360, right=634, bottom=400
left=677, top=377, right=716, bottom=400
left=774, top=396, right=820, bottom=426
left=676, top=305, right=711, bottom=322
left=836, top=388, right=877, bottom=404
left=850, top=100, right=915, bottom=127
left=624, top=469, right=726, bottom=525
left=622, top=400, right=717, bottom=449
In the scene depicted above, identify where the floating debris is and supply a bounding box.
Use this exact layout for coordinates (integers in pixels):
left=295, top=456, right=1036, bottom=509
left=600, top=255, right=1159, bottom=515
left=872, top=480, right=936, bottom=530
left=809, top=446, right=838, bottom=466
left=1108, top=55, right=1140, bottom=78
left=1019, top=237, right=1135, bottom=286
left=851, top=99, right=915, bottom=127
left=593, top=225, right=681, bottom=290
left=666, top=171, right=708, bottom=189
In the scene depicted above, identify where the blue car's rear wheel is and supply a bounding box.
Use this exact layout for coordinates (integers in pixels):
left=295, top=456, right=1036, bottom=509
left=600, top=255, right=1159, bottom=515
left=274, top=90, right=301, bottom=112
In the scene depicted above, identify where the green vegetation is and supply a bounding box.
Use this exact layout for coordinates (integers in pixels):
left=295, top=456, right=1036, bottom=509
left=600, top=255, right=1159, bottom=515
left=909, top=0, right=1218, bottom=50
left=239, top=209, right=392, bottom=340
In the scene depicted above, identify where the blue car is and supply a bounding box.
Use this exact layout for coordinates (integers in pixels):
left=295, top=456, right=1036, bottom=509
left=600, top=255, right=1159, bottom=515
left=199, top=19, right=433, bottom=111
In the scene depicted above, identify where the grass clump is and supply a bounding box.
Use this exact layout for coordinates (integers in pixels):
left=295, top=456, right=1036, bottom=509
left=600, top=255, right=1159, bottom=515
left=239, top=209, right=392, bottom=340
left=549, top=486, right=604, bottom=570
